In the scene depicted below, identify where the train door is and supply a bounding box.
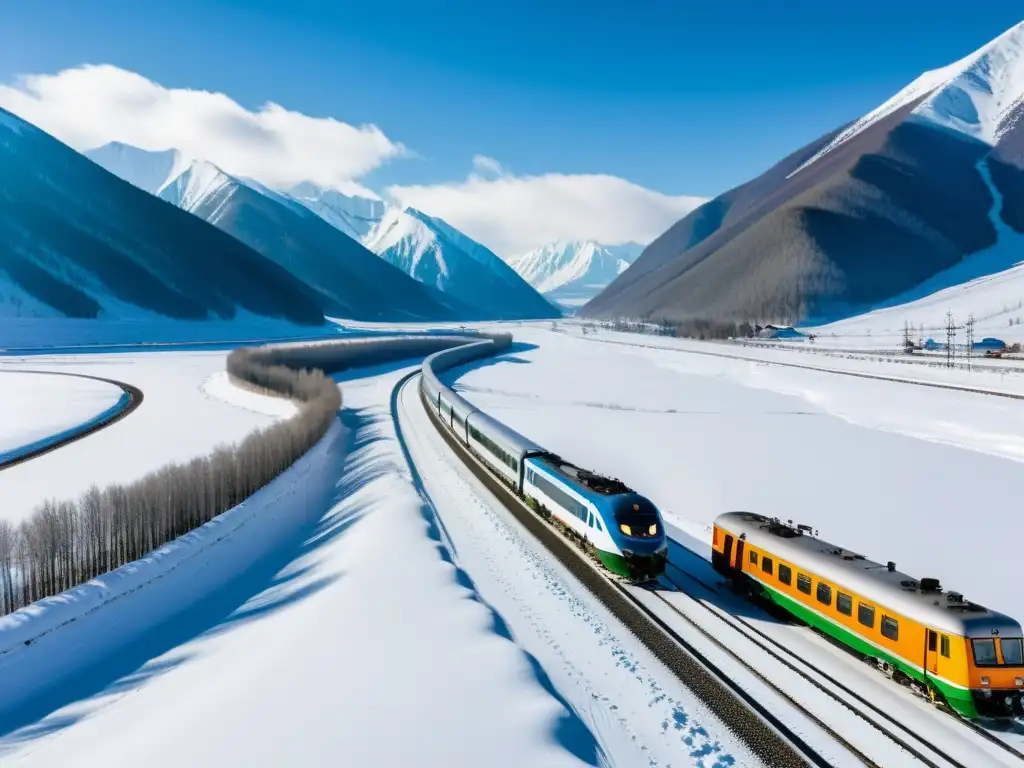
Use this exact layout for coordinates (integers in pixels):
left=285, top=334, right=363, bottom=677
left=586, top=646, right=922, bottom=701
left=925, top=629, right=939, bottom=676
left=722, top=534, right=733, bottom=569
left=734, top=538, right=745, bottom=572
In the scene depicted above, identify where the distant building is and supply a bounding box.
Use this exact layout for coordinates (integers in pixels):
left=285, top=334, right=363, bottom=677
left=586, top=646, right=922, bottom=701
left=923, top=338, right=944, bottom=351
left=973, top=337, right=1006, bottom=351
left=757, top=324, right=806, bottom=340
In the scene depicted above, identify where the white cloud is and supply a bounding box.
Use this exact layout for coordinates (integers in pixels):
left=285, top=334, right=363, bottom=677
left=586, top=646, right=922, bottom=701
left=471, top=154, right=504, bottom=176
left=388, top=166, right=706, bottom=258
left=0, top=64, right=405, bottom=192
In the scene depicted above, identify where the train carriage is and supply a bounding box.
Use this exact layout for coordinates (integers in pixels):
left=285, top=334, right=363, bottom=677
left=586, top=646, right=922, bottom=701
left=712, top=511, right=1024, bottom=719
left=420, top=339, right=667, bottom=583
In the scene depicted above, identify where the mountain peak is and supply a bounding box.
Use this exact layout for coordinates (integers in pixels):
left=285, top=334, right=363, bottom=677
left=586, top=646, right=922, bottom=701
left=87, top=141, right=192, bottom=196
left=509, top=240, right=642, bottom=307
left=790, top=21, right=1024, bottom=179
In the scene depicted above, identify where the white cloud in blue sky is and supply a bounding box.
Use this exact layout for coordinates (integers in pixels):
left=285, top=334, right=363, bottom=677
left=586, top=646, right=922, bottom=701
left=0, top=64, right=404, bottom=196
left=0, top=64, right=705, bottom=255
left=388, top=169, right=705, bottom=258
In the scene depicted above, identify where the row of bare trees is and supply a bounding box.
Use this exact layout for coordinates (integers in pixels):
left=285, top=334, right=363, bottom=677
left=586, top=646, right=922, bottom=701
left=0, top=349, right=341, bottom=617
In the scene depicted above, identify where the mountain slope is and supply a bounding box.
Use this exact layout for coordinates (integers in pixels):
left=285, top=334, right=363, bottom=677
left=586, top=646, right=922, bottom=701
left=363, top=208, right=558, bottom=319
left=89, top=144, right=464, bottom=321
left=0, top=110, right=324, bottom=324
left=584, top=21, right=1024, bottom=327
left=510, top=241, right=642, bottom=308
left=288, top=183, right=385, bottom=241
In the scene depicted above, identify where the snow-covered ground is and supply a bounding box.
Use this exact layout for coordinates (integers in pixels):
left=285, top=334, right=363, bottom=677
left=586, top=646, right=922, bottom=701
left=1, top=362, right=609, bottom=768
left=443, top=326, right=1024, bottom=629
left=0, top=351, right=291, bottom=525
left=0, top=371, right=125, bottom=460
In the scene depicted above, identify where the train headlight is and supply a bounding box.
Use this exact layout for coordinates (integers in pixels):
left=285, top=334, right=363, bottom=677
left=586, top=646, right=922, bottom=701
left=1016, top=678, right=1023, bottom=687
left=620, top=524, right=632, bottom=536
left=981, top=677, right=990, bottom=686
left=649, top=524, right=658, bottom=536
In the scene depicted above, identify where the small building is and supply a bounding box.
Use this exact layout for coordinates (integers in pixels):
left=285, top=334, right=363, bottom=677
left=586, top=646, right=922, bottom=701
left=973, top=337, right=1006, bottom=352
left=923, top=338, right=944, bottom=351
left=757, top=324, right=805, bottom=340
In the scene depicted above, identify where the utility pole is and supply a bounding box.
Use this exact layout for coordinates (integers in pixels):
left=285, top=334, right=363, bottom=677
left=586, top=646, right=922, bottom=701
left=946, top=311, right=956, bottom=369
left=965, top=314, right=975, bottom=371
left=902, top=320, right=911, bottom=352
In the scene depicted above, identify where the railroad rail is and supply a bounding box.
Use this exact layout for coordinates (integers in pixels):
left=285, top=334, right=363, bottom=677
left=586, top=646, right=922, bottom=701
left=568, top=332, right=1024, bottom=402
left=405, top=373, right=835, bottom=768
left=663, top=549, right=1024, bottom=767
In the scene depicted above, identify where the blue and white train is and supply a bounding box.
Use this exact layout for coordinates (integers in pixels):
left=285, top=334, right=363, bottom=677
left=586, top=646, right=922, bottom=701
left=421, top=335, right=668, bottom=581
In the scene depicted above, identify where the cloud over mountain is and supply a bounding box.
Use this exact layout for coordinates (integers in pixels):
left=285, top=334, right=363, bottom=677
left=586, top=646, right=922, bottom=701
left=0, top=64, right=404, bottom=195
left=387, top=165, right=705, bottom=258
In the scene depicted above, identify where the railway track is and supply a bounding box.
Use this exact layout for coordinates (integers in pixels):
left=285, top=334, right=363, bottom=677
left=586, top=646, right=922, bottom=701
left=662, top=549, right=1024, bottom=767
left=0, top=369, right=143, bottom=470
left=567, top=331, right=1024, bottom=402
left=404, top=373, right=916, bottom=767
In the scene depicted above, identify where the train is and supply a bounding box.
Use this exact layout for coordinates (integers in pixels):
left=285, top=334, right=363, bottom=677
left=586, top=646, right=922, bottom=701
left=712, top=511, right=1024, bottom=720
left=420, top=339, right=667, bottom=582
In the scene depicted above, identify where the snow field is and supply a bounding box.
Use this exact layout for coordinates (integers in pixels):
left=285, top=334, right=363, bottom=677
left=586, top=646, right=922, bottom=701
left=0, top=371, right=126, bottom=459
left=1, top=363, right=600, bottom=767
left=0, top=351, right=293, bottom=525
left=445, top=327, right=1024, bottom=635
left=399, top=378, right=757, bottom=768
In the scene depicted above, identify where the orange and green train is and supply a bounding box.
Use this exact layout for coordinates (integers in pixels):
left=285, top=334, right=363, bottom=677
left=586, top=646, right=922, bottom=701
left=712, top=512, right=1024, bottom=719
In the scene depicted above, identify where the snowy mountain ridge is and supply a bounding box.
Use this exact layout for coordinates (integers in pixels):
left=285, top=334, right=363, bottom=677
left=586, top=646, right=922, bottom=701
left=511, top=240, right=642, bottom=307
left=362, top=207, right=558, bottom=319
left=790, top=20, right=1024, bottom=178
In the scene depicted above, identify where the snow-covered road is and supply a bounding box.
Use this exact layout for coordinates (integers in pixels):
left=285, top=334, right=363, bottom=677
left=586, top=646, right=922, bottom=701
left=0, top=352, right=294, bottom=525
left=0, top=370, right=128, bottom=463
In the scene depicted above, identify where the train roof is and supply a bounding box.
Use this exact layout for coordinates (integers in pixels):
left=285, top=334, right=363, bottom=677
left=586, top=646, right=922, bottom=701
left=715, top=512, right=1021, bottom=638
left=466, top=408, right=547, bottom=456
left=533, top=455, right=634, bottom=496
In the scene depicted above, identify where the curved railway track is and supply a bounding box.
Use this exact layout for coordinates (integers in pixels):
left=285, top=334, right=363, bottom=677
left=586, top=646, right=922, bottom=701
left=0, top=369, right=144, bottom=471
left=403, top=372, right=854, bottom=767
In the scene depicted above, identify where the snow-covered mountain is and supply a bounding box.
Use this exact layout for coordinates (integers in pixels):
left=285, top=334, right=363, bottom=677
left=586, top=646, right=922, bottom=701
left=90, top=142, right=552, bottom=319
left=790, top=21, right=1024, bottom=180
left=585, top=20, right=1024, bottom=327
left=363, top=208, right=558, bottom=319
left=0, top=110, right=323, bottom=324
left=510, top=241, right=643, bottom=308
left=288, top=182, right=385, bottom=241
left=87, top=143, right=465, bottom=322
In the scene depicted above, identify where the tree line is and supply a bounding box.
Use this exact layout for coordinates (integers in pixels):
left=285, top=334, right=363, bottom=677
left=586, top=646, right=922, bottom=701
left=0, top=349, right=340, bottom=617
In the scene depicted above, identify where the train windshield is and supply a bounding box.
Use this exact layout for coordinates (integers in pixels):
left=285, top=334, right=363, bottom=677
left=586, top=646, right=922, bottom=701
left=614, top=498, right=661, bottom=538
left=1001, top=638, right=1023, bottom=666
left=973, top=638, right=1024, bottom=666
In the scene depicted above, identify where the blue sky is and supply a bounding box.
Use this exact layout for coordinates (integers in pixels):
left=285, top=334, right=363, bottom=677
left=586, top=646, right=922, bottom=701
left=0, top=1, right=1022, bottom=253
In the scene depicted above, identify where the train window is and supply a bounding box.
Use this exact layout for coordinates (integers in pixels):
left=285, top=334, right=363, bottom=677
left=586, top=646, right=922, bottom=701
left=1001, top=638, right=1023, bottom=666
left=837, top=592, right=853, bottom=616
left=588, top=511, right=595, bottom=528
left=761, top=556, right=773, bottom=575
left=972, top=639, right=998, bottom=667
left=749, top=551, right=758, bottom=565
left=928, top=630, right=937, bottom=652
left=797, top=574, right=812, bottom=594
left=816, top=582, right=832, bottom=606
left=940, top=635, right=950, bottom=658
left=778, top=564, right=792, bottom=585
left=858, top=603, right=875, bottom=628
left=881, top=616, right=899, bottom=641
left=595, top=517, right=603, bottom=532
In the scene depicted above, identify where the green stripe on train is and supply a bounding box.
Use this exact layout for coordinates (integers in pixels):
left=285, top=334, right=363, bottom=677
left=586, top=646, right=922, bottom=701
left=597, top=550, right=630, bottom=577
left=756, top=580, right=978, bottom=718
